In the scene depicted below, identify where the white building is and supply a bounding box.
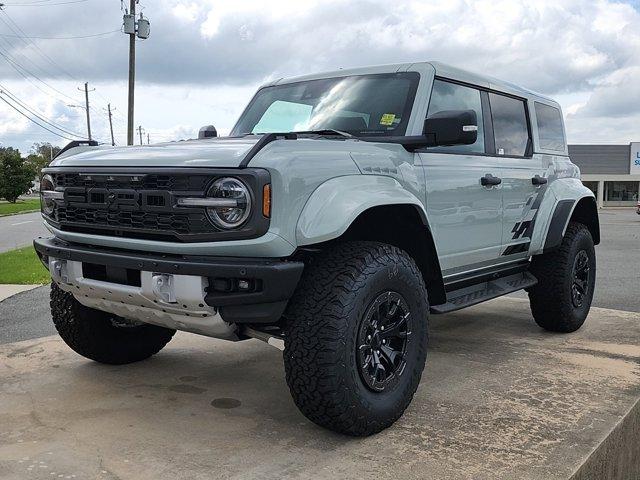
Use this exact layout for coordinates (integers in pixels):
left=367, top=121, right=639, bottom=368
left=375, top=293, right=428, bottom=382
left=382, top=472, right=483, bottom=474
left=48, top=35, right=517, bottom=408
left=570, top=142, right=640, bottom=208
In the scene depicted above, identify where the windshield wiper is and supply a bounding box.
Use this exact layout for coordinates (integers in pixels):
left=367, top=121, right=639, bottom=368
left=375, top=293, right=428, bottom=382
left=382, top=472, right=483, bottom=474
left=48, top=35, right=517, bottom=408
left=293, top=129, right=354, bottom=138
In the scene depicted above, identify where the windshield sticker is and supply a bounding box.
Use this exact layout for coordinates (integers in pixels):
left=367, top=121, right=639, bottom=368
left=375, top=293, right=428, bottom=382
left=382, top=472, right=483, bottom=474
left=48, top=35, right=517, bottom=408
left=380, top=113, right=396, bottom=126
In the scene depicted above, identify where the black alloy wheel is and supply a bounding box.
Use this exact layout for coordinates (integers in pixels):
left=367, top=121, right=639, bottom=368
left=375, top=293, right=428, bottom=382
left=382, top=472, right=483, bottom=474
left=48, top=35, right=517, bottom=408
left=571, top=250, right=590, bottom=308
left=357, top=291, right=411, bottom=392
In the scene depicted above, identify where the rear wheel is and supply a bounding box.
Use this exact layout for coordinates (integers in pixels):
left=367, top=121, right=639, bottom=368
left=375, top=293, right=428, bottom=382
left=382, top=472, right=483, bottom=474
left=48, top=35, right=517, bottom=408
left=283, top=241, right=429, bottom=436
left=528, top=222, right=596, bottom=333
left=51, top=283, right=176, bottom=364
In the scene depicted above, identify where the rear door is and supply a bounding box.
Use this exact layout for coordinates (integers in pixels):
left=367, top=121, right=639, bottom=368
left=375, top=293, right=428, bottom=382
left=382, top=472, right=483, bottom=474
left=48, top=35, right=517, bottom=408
left=486, top=92, right=545, bottom=259
left=417, top=79, right=503, bottom=276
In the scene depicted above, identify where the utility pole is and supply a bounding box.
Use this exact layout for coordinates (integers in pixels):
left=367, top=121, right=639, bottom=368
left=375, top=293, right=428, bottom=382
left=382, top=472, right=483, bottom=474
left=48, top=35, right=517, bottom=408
left=78, top=82, right=94, bottom=141
left=127, top=0, right=136, bottom=145
left=123, top=1, right=150, bottom=146
left=107, top=103, right=115, bottom=146
left=137, top=125, right=144, bottom=146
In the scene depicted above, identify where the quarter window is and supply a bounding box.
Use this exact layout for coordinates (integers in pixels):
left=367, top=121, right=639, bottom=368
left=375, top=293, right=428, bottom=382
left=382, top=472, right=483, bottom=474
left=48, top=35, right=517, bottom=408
left=489, top=93, right=530, bottom=157
left=426, top=79, right=485, bottom=154
left=535, top=102, right=565, bottom=151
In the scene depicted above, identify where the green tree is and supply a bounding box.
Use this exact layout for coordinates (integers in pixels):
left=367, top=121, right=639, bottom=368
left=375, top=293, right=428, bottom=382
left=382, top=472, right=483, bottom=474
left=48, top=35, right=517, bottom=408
left=0, top=147, right=33, bottom=203
left=24, top=142, right=61, bottom=177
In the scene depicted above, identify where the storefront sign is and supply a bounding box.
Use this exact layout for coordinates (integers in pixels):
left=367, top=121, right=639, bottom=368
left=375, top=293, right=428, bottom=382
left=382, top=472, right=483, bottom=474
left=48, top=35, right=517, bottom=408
left=632, top=142, right=640, bottom=174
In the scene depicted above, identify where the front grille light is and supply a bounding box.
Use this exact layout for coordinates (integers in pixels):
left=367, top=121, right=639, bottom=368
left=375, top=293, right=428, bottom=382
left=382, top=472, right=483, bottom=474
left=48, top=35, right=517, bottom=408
left=177, top=177, right=252, bottom=230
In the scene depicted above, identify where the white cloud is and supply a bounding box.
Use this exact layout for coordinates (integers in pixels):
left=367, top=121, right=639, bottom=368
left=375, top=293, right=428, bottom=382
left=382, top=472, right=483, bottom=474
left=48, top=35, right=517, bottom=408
left=172, top=2, right=202, bottom=23
left=1, top=0, right=639, bottom=149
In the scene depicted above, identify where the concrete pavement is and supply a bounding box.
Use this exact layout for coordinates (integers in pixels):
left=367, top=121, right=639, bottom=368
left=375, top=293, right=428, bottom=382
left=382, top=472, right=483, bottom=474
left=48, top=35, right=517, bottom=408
left=594, top=208, right=640, bottom=313
left=0, top=212, right=48, bottom=253
left=0, top=285, right=39, bottom=302
left=0, top=297, right=638, bottom=480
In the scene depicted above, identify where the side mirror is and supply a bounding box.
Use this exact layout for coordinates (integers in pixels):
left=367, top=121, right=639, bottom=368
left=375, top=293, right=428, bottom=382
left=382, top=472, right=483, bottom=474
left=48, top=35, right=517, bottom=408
left=198, top=125, right=218, bottom=139
left=424, top=110, right=478, bottom=147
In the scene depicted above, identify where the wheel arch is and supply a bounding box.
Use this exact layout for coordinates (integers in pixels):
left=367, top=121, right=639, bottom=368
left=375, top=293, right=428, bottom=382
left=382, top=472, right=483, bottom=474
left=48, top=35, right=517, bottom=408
left=570, top=196, right=600, bottom=245
left=299, top=201, right=446, bottom=306
left=539, top=197, right=600, bottom=256
left=529, top=178, right=600, bottom=255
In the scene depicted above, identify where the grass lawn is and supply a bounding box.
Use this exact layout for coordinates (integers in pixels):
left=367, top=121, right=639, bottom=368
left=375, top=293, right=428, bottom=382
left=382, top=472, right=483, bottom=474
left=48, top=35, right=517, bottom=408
left=0, top=198, right=41, bottom=216
left=0, top=246, right=50, bottom=285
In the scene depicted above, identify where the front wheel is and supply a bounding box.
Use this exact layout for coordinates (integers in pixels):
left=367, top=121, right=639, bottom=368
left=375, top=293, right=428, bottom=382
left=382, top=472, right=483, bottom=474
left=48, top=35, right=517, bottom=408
left=528, top=222, right=596, bottom=333
left=51, top=283, right=176, bottom=365
left=283, top=241, right=429, bottom=436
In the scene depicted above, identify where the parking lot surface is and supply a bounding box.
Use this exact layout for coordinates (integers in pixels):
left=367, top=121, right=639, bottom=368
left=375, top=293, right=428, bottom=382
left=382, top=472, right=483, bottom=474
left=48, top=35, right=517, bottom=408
left=0, top=297, right=638, bottom=480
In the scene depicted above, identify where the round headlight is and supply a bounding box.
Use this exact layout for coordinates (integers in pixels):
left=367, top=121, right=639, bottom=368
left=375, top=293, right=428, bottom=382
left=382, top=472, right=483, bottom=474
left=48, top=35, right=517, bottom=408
left=40, top=174, right=55, bottom=215
left=206, top=177, right=252, bottom=229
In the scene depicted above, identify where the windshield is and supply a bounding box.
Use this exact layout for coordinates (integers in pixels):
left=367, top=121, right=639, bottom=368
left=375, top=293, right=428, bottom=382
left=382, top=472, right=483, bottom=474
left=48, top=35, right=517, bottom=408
left=231, top=72, right=420, bottom=137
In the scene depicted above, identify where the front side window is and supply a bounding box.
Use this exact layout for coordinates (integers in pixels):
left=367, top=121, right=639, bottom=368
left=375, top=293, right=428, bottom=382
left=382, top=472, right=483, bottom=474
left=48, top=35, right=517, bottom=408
left=231, top=72, right=419, bottom=137
left=426, top=79, right=485, bottom=154
left=535, top=102, right=565, bottom=151
left=489, top=93, right=530, bottom=157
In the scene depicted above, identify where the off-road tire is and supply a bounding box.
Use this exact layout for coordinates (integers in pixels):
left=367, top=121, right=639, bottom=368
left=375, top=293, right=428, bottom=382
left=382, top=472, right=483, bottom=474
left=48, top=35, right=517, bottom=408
left=528, top=222, right=596, bottom=333
left=283, top=241, right=429, bottom=436
left=51, top=283, right=176, bottom=364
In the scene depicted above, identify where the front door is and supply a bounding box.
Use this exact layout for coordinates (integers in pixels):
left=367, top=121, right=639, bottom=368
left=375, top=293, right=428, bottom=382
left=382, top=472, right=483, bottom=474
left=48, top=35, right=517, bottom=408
left=418, top=78, right=503, bottom=276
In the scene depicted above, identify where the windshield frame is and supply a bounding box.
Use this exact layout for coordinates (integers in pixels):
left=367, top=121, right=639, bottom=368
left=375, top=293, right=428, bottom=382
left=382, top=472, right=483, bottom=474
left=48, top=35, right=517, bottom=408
left=230, top=72, right=421, bottom=138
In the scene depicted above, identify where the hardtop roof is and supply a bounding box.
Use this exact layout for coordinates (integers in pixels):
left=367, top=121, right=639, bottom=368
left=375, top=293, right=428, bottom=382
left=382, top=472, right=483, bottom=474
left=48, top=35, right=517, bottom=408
left=268, top=61, right=559, bottom=108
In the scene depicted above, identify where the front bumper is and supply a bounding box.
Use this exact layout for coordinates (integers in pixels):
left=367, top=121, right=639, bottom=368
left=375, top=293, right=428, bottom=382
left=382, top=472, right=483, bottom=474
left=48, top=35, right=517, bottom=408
left=34, top=237, right=304, bottom=335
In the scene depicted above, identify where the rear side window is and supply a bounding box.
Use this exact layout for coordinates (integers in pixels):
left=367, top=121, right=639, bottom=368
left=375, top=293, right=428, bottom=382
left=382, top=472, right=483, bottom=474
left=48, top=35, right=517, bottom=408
left=489, top=93, right=530, bottom=157
left=535, top=102, right=565, bottom=151
left=427, top=79, right=485, bottom=154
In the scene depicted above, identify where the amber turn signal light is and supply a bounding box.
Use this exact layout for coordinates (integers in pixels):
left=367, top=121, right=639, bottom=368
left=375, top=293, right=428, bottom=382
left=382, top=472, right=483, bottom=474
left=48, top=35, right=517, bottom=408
left=263, top=184, right=271, bottom=217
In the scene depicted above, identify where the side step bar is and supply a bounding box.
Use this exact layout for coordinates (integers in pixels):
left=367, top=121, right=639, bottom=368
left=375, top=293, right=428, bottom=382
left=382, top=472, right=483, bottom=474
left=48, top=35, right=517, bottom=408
left=430, top=271, right=537, bottom=314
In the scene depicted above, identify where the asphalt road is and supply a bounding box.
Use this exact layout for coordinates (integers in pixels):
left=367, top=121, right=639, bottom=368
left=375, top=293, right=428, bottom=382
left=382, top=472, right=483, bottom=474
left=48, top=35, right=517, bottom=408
left=0, top=208, right=638, bottom=345
left=0, top=211, right=48, bottom=253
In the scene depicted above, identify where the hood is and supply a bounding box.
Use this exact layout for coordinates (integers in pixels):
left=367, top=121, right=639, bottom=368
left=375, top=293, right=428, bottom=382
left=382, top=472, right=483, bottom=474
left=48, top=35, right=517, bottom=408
left=50, top=137, right=261, bottom=168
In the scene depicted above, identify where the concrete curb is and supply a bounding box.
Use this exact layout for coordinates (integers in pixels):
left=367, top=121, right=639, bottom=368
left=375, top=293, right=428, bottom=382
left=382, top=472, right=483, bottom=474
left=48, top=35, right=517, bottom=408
left=0, top=284, right=41, bottom=302
left=0, top=209, right=40, bottom=218
left=571, top=398, right=640, bottom=480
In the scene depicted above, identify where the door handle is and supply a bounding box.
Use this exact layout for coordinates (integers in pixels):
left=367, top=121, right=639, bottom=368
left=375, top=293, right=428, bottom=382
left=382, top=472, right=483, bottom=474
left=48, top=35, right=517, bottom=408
left=532, top=175, right=548, bottom=186
left=480, top=174, right=502, bottom=187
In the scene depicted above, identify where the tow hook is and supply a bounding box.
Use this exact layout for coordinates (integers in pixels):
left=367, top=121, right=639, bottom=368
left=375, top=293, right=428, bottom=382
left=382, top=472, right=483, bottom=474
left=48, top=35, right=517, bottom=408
left=152, top=273, right=176, bottom=303
left=50, top=259, right=70, bottom=284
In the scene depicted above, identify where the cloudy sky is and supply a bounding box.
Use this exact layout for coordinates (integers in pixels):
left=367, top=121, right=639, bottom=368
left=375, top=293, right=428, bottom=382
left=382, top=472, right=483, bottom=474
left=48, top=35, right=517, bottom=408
left=0, top=0, right=638, bottom=154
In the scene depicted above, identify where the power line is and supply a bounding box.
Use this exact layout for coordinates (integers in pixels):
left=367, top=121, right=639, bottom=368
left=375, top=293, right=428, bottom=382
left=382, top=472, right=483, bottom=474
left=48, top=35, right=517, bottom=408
left=0, top=85, right=85, bottom=137
left=0, top=29, right=120, bottom=39
left=0, top=94, right=78, bottom=140
left=0, top=11, right=119, bottom=132
left=0, top=6, right=124, bottom=143
left=0, top=9, right=109, bottom=120
left=0, top=44, right=83, bottom=105
left=0, top=1, right=90, bottom=7
left=0, top=7, right=128, bottom=127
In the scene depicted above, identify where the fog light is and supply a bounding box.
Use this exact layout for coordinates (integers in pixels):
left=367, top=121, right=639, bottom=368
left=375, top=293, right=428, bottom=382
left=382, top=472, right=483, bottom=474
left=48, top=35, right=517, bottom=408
left=238, top=280, right=250, bottom=290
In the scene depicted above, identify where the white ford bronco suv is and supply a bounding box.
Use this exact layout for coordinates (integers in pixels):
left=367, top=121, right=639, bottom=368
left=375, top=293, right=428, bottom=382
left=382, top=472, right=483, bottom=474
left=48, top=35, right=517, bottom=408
left=34, top=61, right=599, bottom=436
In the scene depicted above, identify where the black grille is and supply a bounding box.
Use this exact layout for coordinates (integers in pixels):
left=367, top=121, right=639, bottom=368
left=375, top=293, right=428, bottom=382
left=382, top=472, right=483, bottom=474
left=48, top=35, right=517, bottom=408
left=52, top=173, right=206, bottom=191
left=42, top=167, right=271, bottom=243
left=47, top=171, right=217, bottom=241
left=53, top=206, right=211, bottom=235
